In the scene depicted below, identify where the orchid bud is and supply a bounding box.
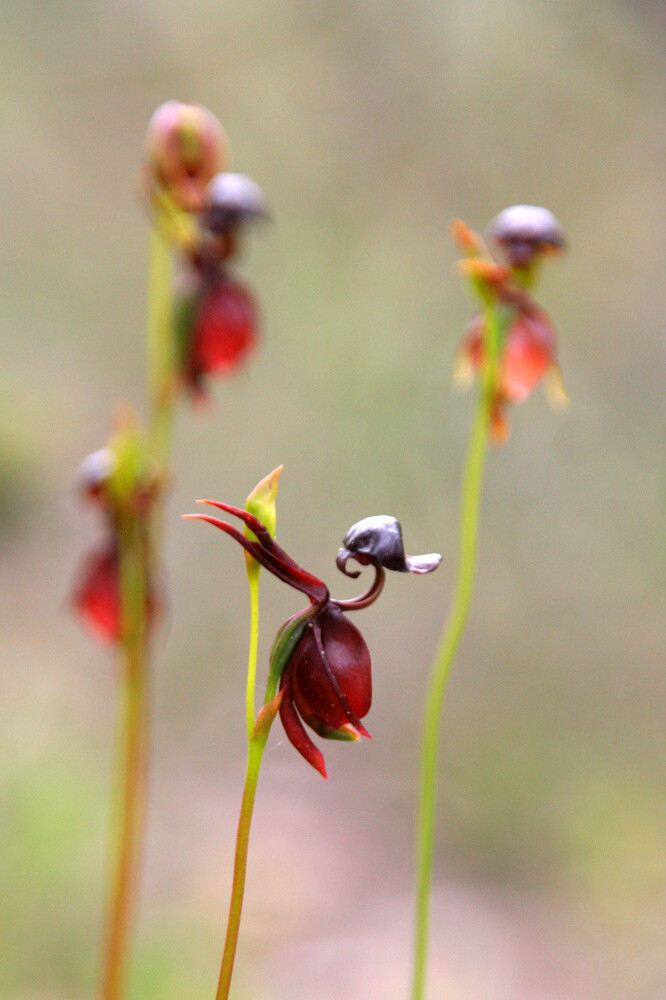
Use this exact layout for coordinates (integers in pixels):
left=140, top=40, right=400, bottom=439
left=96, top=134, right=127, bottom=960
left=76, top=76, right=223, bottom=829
left=245, top=465, right=282, bottom=540
left=144, top=100, right=227, bottom=212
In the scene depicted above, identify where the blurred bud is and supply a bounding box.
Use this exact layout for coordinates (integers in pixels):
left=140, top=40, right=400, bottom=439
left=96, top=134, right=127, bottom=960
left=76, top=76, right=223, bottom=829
left=337, top=515, right=442, bottom=576
left=488, top=205, right=565, bottom=270
left=105, top=413, right=161, bottom=518
left=144, top=100, right=227, bottom=212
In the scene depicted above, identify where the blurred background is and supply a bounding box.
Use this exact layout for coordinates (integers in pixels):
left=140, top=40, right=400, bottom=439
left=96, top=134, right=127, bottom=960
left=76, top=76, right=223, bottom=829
left=2, top=0, right=665, bottom=997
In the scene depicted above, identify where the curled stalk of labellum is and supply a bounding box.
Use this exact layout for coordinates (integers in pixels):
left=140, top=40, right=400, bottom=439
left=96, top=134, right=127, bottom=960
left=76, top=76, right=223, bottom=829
left=410, top=209, right=566, bottom=1000
left=183, top=496, right=440, bottom=1000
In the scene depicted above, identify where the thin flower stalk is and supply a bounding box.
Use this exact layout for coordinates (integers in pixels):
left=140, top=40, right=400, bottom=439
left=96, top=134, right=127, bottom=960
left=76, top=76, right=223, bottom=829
left=410, top=209, right=566, bottom=1000
left=411, top=302, right=499, bottom=1000
left=101, top=509, right=150, bottom=1000
left=183, top=479, right=440, bottom=1000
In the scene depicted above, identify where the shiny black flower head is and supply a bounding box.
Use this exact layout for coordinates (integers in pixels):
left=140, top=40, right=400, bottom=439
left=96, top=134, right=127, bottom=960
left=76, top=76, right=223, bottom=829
left=337, top=515, right=442, bottom=577
left=488, top=205, right=565, bottom=269
left=203, top=172, right=269, bottom=235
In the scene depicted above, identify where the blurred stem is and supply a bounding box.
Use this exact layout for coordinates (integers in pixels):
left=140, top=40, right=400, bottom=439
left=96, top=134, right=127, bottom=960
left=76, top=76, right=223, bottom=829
left=147, top=219, right=176, bottom=471
left=410, top=302, right=499, bottom=1000
left=101, top=206, right=179, bottom=1000
left=216, top=569, right=279, bottom=1000
left=101, top=515, right=148, bottom=1000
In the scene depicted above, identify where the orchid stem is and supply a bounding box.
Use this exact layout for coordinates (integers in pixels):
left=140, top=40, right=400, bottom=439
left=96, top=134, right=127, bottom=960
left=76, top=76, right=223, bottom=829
left=245, top=567, right=261, bottom=740
left=101, top=516, right=148, bottom=1000
left=147, top=219, right=176, bottom=470
left=410, top=302, right=499, bottom=1000
left=216, top=566, right=278, bottom=1000
left=100, top=214, right=175, bottom=1000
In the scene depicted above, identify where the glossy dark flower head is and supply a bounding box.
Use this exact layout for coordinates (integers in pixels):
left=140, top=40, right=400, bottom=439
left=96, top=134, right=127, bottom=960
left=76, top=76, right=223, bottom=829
left=337, top=515, right=442, bottom=577
left=488, top=205, right=565, bottom=269
left=202, top=172, right=269, bottom=235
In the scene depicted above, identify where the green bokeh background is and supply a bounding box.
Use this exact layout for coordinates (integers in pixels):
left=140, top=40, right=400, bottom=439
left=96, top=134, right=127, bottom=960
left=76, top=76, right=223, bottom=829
left=2, top=1, right=665, bottom=997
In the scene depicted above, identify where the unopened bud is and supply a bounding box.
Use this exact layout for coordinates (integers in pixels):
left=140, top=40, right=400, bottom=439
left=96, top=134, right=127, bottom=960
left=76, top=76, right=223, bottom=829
left=144, top=100, right=227, bottom=212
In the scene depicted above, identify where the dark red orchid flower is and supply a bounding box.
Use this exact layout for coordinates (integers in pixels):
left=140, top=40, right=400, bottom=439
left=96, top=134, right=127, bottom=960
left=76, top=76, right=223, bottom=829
left=184, top=505, right=440, bottom=778
left=457, top=306, right=564, bottom=442
left=71, top=442, right=160, bottom=644
left=176, top=172, right=267, bottom=399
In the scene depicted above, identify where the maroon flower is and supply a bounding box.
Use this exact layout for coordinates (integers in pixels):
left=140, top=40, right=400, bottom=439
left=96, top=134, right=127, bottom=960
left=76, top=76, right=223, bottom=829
left=176, top=172, right=267, bottom=399
left=71, top=441, right=160, bottom=644
left=452, top=214, right=568, bottom=442
left=184, top=504, right=440, bottom=777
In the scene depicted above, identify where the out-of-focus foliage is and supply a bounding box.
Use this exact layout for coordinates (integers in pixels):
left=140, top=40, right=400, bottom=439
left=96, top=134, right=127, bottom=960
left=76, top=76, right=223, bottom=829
left=1, top=1, right=665, bottom=998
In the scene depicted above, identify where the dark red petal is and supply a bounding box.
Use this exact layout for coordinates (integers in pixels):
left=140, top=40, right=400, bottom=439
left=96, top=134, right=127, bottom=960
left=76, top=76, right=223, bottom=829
left=187, top=278, right=257, bottom=383
left=279, top=673, right=328, bottom=779
left=72, top=543, right=159, bottom=644
left=72, top=546, right=121, bottom=642
left=458, top=310, right=556, bottom=405
left=182, top=511, right=329, bottom=604
left=290, top=605, right=372, bottom=736
left=501, top=311, right=555, bottom=402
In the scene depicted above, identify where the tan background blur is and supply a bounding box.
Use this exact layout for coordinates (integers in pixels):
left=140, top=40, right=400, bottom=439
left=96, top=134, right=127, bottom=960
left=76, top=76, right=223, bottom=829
left=2, top=1, right=665, bottom=998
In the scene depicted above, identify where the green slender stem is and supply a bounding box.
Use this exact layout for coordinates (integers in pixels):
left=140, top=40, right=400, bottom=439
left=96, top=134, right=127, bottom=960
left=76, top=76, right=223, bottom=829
left=100, top=212, right=177, bottom=1000
left=410, top=303, right=500, bottom=1000
left=100, top=517, right=148, bottom=1000
left=147, top=220, right=176, bottom=470
left=245, top=567, right=261, bottom=740
left=216, top=570, right=278, bottom=1000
